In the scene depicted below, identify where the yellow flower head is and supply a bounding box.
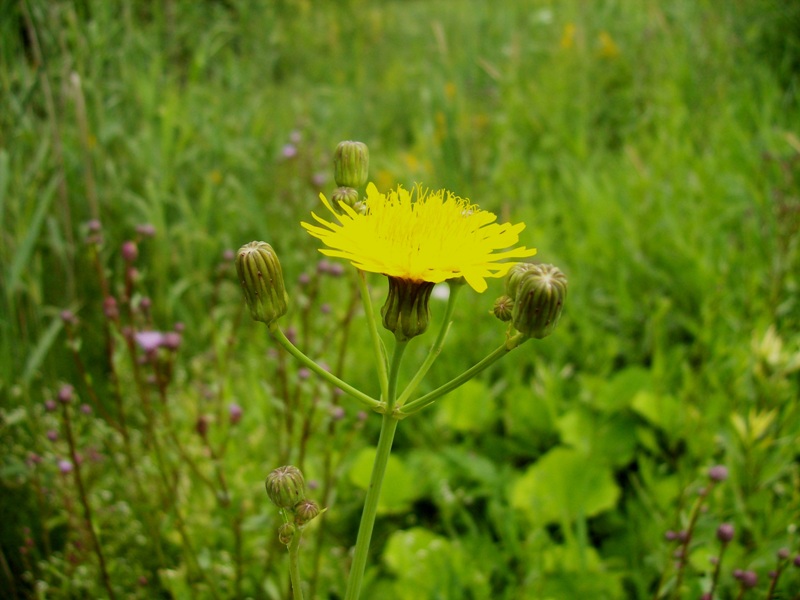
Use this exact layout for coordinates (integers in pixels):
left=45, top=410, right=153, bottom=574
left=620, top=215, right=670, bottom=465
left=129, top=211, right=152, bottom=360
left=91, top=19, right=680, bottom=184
left=301, top=183, right=537, bottom=293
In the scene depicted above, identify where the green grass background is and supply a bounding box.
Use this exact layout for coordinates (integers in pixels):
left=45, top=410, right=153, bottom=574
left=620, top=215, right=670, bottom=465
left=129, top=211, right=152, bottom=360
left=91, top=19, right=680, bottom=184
left=2, top=0, right=799, bottom=598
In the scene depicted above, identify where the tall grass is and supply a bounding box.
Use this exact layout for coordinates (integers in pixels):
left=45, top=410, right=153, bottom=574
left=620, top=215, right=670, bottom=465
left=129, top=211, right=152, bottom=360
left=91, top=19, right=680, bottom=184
left=1, top=0, right=799, bottom=598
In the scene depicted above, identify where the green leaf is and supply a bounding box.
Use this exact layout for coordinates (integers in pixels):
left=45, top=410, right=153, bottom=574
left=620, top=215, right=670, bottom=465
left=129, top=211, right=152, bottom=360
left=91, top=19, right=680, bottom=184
left=511, top=447, right=620, bottom=526
left=595, top=366, right=653, bottom=412
left=349, top=447, right=418, bottom=514
left=557, top=408, right=637, bottom=467
left=631, top=390, right=680, bottom=432
left=435, top=379, right=495, bottom=433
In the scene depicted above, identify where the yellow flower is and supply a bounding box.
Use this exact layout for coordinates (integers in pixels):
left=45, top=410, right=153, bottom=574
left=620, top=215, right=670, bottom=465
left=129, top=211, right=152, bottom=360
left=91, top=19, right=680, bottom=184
left=301, top=183, right=537, bottom=293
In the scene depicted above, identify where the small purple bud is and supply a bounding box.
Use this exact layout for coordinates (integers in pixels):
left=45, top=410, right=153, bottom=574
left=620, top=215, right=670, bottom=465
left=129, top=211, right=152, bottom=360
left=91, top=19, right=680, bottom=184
left=282, top=144, right=297, bottom=159
left=135, top=223, right=156, bottom=237
left=46, top=429, right=58, bottom=442
left=777, top=547, right=790, bottom=560
left=733, top=569, right=744, bottom=579
left=138, top=575, right=149, bottom=586
left=58, top=459, right=73, bottom=474
left=134, top=331, right=163, bottom=353
left=285, top=327, right=297, bottom=345
left=768, top=570, right=777, bottom=579
left=716, top=523, right=735, bottom=544
left=44, top=399, right=57, bottom=412
left=331, top=406, right=345, bottom=421
left=222, top=249, right=235, bottom=262
left=700, top=594, right=712, bottom=600
left=357, top=411, right=367, bottom=422
left=27, top=453, right=42, bottom=466
left=121, top=240, right=138, bottom=262
left=80, top=404, right=92, bottom=415
left=317, top=259, right=332, bottom=274
left=161, top=332, right=182, bottom=350
left=709, top=556, right=719, bottom=565
left=740, top=570, right=757, bottom=588
left=320, top=303, right=331, bottom=314
left=86, top=219, right=102, bottom=232
left=229, top=403, right=243, bottom=425
left=708, top=465, right=728, bottom=482
left=196, top=415, right=210, bottom=438
left=103, top=296, right=119, bottom=320
left=298, top=273, right=311, bottom=285
left=60, top=310, right=76, bottom=324
left=289, top=130, right=302, bottom=144
left=673, top=548, right=684, bottom=559
left=794, top=554, right=800, bottom=567
left=173, top=322, right=185, bottom=333
left=312, top=172, right=327, bottom=188
left=139, top=297, right=152, bottom=312
left=58, top=384, right=74, bottom=404
left=327, top=262, right=345, bottom=277
left=676, top=530, right=689, bottom=543
left=298, top=368, right=311, bottom=380
left=307, top=479, right=319, bottom=491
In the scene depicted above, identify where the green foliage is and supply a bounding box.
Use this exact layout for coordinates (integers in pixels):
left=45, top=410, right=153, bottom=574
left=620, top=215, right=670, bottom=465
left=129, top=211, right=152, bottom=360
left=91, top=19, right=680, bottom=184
left=2, top=0, right=800, bottom=598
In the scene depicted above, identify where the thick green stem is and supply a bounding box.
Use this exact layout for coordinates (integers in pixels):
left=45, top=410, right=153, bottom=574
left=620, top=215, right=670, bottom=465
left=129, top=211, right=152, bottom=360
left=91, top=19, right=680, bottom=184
left=396, top=283, right=462, bottom=407
left=288, top=529, right=304, bottom=600
left=398, top=333, right=527, bottom=417
left=344, top=341, right=407, bottom=600
left=269, top=323, right=381, bottom=411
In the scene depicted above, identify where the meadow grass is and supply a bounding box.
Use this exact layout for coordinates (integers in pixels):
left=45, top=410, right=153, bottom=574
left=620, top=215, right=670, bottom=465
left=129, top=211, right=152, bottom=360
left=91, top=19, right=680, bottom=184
left=1, top=0, right=799, bottom=598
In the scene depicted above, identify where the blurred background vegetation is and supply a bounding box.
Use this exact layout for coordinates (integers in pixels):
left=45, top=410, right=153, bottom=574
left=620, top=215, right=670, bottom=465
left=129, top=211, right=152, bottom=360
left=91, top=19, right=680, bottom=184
left=1, top=0, right=799, bottom=598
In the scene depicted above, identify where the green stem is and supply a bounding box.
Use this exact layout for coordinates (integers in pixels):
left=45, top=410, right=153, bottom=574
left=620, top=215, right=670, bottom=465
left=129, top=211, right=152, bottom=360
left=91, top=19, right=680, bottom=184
left=344, top=341, right=407, bottom=600
left=396, top=283, right=462, bottom=407
left=288, top=528, right=304, bottom=600
left=398, top=333, right=527, bottom=417
left=269, top=323, right=381, bottom=411
left=357, top=270, right=389, bottom=400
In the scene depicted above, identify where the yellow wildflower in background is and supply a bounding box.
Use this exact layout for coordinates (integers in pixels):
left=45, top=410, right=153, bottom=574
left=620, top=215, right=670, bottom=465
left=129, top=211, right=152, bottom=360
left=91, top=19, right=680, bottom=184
left=302, top=183, right=536, bottom=293
left=598, top=31, right=620, bottom=59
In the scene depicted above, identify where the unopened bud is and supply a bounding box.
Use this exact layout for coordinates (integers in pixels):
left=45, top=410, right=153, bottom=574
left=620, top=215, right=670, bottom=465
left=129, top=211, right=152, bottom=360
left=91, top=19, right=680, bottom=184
left=278, top=522, right=295, bottom=545
left=293, top=499, right=321, bottom=526
left=333, top=141, right=369, bottom=188
left=236, top=242, right=289, bottom=325
left=331, top=186, right=360, bottom=209
left=265, top=466, right=306, bottom=509
left=492, top=295, right=514, bottom=321
left=505, top=262, right=539, bottom=300
left=381, top=277, right=435, bottom=342
left=511, top=264, right=567, bottom=339
left=716, top=523, right=735, bottom=544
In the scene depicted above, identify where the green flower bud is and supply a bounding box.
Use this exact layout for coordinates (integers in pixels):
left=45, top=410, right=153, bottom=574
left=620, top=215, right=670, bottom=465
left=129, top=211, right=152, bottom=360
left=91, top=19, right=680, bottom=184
left=492, top=295, right=514, bottom=322
left=278, top=522, right=295, bottom=545
left=265, top=465, right=306, bottom=509
left=331, top=186, right=360, bottom=210
left=334, top=141, right=369, bottom=188
left=236, top=242, right=289, bottom=325
left=511, top=264, right=567, bottom=339
left=505, top=262, right=539, bottom=300
left=293, top=499, right=321, bottom=526
left=381, top=277, right=435, bottom=342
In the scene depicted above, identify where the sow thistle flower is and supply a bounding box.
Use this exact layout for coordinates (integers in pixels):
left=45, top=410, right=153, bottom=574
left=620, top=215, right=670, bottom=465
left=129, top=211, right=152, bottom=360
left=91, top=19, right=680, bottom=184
left=302, top=183, right=537, bottom=339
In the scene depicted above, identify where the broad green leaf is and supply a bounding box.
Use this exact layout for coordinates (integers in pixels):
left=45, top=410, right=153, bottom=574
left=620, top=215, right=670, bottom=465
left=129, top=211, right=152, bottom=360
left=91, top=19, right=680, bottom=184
left=435, top=379, right=495, bottom=433
left=557, top=408, right=637, bottom=466
left=349, top=447, right=418, bottom=513
left=511, top=447, right=620, bottom=526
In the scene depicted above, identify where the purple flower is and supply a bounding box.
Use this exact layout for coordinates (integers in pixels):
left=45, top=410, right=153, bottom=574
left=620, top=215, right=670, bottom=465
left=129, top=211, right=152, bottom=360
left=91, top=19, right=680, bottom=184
left=708, top=465, right=728, bottom=482
left=103, top=296, right=119, bottom=320
left=46, top=430, right=58, bottom=442
left=44, top=399, right=57, bottom=412
left=60, top=310, right=76, bottom=324
left=80, top=404, right=92, bottom=415
left=135, top=331, right=164, bottom=352
left=161, top=332, right=182, bottom=350
left=282, top=144, right=298, bottom=159
left=58, top=459, right=73, bottom=474
left=229, top=403, right=243, bottom=425
left=222, top=249, right=235, bottom=262
left=58, top=385, right=74, bottom=404
left=298, top=368, right=311, bottom=380
left=86, top=219, right=102, bottom=233
left=331, top=406, right=345, bottom=421
left=121, top=240, right=138, bottom=262
left=716, top=523, right=734, bottom=544
left=135, top=223, right=156, bottom=237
